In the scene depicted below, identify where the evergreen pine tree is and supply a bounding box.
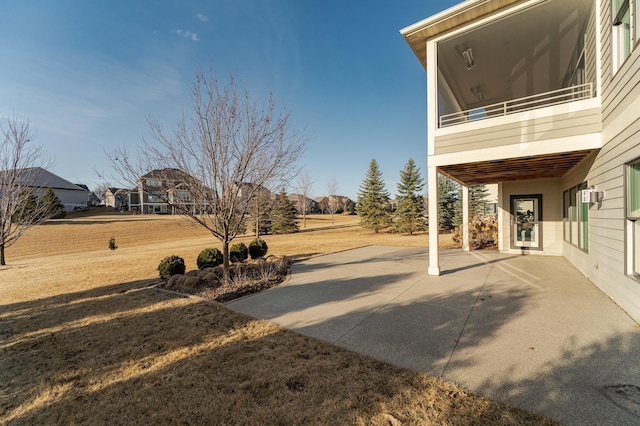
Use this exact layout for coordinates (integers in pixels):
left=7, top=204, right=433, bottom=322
left=393, top=158, right=426, bottom=235
left=41, top=188, right=66, bottom=219
left=249, top=189, right=273, bottom=236
left=357, top=159, right=391, bottom=233
left=270, top=190, right=299, bottom=234
left=469, top=184, right=490, bottom=217
left=11, top=191, right=39, bottom=224
left=437, top=174, right=461, bottom=230
left=346, top=200, right=356, bottom=215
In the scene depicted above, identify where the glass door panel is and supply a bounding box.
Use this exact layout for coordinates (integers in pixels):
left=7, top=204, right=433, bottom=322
left=511, top=195, right=542, bottom=249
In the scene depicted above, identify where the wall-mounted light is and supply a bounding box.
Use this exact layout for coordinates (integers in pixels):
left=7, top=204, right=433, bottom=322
left=462, top=48, right=475, bottom=70
left=470, top=86, right=484, bottom=102
left=590, top=190, right=605, bottom=203
left=582, top=187, right=605, bottom=203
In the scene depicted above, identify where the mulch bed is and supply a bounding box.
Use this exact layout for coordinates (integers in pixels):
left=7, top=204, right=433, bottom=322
left=157, top=275, right=287, bottom=303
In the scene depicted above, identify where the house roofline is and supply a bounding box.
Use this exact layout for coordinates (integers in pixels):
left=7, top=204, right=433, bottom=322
left=400, top=0, right=522, bottom=70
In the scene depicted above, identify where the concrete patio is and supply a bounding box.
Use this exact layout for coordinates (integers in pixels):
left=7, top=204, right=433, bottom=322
left=227, top=246, right=640, bottom=425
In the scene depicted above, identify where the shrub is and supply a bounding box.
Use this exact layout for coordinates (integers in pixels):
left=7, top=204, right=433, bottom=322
left=230, top=242, right=248, bottom=262
left=452, top=215, right=498, bottom=250
left=158, top=255, right=186, bottom=280
left=249, top=238, right=268, bottom=259
left=197, top=248, right=223, bottom=269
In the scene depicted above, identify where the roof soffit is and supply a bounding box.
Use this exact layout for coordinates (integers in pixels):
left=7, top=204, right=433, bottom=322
left=401, top=0, right=524, bottom=70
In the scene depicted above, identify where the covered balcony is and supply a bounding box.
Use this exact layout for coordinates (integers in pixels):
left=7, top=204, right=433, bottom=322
left=401, top=0, right=602, bottom=170
left=401, top=0, right=603, bottom=275
left=434, top=0, right=597, bottom=129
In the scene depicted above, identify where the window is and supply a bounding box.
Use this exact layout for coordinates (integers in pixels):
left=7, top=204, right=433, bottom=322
left=578, top=182, right=589, bottom=252
left=627, top=160, right=640, bottom=276
left=613, top=0, right=631, bottom=72
left=148, top=192, right=163, bottom=203
left=563, top=189, right=571, bottom=242
left=563, top=182, right=589, bottom=252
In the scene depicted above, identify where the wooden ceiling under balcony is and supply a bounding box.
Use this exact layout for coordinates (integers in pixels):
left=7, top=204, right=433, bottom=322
left=438, top=150, right=596, bottom=186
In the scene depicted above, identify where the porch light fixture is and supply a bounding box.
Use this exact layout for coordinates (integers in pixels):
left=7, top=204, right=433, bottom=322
left=462, top=47, right=475, bottom=70
left=583, top=187, right=605, bottom=203
left=470, top=86, right=484, bottom=102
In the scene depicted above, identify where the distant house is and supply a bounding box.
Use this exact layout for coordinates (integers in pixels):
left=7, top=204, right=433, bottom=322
left=75, top=184, right=101, bottom=207
left=103, top=188, right=130, bottom=211
left=288, top=193, right=319, bottom=214
left=234, top=181, right=274, bottom=204
left=0, top=167, right=90, bottom=213
left=314, top=195, right=353, bottom=214
left=129, top=168, right=198, bottom=214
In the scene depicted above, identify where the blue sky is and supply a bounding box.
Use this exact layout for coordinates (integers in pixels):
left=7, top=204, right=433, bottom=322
left=0, top=0, right=457, bottom=200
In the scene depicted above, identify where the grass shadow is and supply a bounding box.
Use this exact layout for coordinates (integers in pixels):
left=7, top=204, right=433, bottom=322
left=0, top=282, right=553, bottom=425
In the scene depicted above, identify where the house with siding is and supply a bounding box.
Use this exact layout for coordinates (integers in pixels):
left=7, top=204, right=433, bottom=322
left=128, top=169, right=197, bottom=214
left=103, top=188, right=130, bottom=211
left=2, top=167, right=90, bottom=212
left=401, top=0, right=640, bottom=322
left=288, top=193, right=320, bottom=214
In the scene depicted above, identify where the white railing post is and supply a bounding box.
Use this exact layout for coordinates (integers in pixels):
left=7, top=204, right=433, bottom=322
left=438, top=83, right=594, bottom=128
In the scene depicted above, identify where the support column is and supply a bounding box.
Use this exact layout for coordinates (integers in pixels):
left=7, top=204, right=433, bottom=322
left=497, top=182, right=504, bottom=251
left=428, top=166, right=440, bottom=275
left=462, top=185, right=470, bottom=251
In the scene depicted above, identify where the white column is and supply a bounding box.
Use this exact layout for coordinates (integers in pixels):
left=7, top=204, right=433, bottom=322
left=428, top=166, right=440, bottom=275
left=462, top=185, right=470, bottom=251
left=497, top=183, right=504, bottom=251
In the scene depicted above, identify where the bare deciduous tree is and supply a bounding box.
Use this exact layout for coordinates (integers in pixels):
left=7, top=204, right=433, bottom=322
left=0, top=116, right=53, bottom=266
left=327, top=177, right=339, bottom=225
left=106, top=70, right=307, bottom=268
left=92, top=182, right=111, bottom=204
left=296, top=170, right=315, bottom=228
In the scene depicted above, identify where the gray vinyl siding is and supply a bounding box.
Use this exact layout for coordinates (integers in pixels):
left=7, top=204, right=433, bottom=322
left=584, top=2, right=598, bottom=91
left=572, top=0, right=640, bottom=321
left=601, top=0, right=640, bottom=125
left=434, top=107, right=601, bottom=155
left=600, top=0, right=613, bottom=98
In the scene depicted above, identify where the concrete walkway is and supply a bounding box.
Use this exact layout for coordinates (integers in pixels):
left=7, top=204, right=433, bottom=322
left=227, top=246, right=640, bottom=425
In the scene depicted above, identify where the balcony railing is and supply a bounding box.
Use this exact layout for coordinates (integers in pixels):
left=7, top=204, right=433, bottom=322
left=439, top=82, right=594, bottom=128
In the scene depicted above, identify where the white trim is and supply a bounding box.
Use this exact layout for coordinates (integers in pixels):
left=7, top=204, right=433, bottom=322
left=400, top=0, right=492, bottom=37
left=430, top=132, right=602, bottom=167
left=626, top=219, right=634, bottom=275
left=439, top=84, right=594, bottom=128
left=428, top=166, right=440, bottom=275
left=463, top=185, right=470, bottom=251
left=435, top=97, right=601, bottom=137
left=498, top=183, right=504, bottom=251
left=428, top=0, right=543, bottom=45
left=427, top=40, right=438, bottom=157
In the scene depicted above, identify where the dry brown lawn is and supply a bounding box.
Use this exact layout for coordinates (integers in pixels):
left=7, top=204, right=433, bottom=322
left=0, top=212, right=556, bottom=425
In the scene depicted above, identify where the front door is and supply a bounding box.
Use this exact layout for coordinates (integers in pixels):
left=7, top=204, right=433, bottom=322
left=511, top=194, right=542, bottom=250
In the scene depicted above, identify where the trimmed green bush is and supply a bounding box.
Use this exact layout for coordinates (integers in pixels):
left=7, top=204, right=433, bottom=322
left=158, top=255, right=186, bottom=280
left=197, top=248, right=223, bottom=269
left=230, top=242, right=248, bottom=263
left=248, top=238, right=268, bottom=259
